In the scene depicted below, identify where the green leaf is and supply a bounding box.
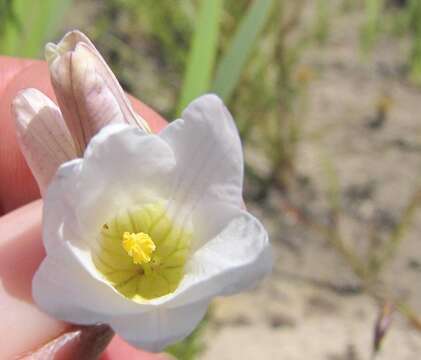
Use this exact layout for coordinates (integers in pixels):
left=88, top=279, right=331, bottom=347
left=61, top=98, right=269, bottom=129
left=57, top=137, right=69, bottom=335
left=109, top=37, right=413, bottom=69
left=360, top=0, right=384, bottom=54
left=166, top=314, right=208, bottom=360
left=212, top=0, right=274, bottom=102
left=177, top=0, right=223, bottom=115
left=0, top=0, right=71, bottom=58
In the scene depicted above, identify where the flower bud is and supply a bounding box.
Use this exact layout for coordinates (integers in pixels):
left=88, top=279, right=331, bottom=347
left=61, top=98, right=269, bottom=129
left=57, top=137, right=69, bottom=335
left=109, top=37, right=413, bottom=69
left=46, top=31, right=150, bottom=156
left=12, top=88, right=76, bottom=193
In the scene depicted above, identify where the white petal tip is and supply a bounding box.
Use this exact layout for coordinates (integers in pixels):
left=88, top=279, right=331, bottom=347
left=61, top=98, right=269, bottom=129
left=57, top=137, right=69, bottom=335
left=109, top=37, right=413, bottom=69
left=45, top=30, right=93, bottom=63
left=201, top=93, right=223, bottom=102
left=186, top=93, right=223, bottom=108
left=181, top=93, right=227, bottom=121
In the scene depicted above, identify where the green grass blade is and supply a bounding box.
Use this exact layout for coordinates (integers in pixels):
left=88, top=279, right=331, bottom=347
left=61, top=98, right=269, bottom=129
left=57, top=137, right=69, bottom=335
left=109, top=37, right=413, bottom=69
left=0, top=0, right=71, bottom=58
left=360, top=0, right=384, bottom=54
left=212, top=0, right=274, bottom=102
left=177, top=0, right=223, bottom=115
left=314, top=0, right=329, bottom=44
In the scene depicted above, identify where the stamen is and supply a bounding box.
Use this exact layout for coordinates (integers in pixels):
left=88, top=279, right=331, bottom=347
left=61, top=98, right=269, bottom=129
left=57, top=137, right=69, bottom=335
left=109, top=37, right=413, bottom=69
left=95, top=204, right=191, bottom=300
left=122, top=232, right=156, bottom=265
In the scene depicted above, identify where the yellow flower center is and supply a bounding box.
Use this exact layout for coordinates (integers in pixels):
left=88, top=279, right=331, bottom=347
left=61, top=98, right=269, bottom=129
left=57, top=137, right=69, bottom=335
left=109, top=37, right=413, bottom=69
left=122, top=232, right=156, bottom=265
left=93, top=202, right=192, bottom=301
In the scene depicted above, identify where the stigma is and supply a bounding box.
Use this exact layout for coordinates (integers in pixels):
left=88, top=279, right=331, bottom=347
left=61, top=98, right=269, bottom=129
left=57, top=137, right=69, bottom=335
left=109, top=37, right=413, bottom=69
left=122, top=231, right=156, bottom=265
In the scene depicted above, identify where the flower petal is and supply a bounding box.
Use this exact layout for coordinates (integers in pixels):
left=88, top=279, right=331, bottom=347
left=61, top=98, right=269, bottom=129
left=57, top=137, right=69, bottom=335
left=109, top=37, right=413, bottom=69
left=167, top=211, right=272, bottom=307
left=160, top=94, right=244, bottom=246
left=33, top=249, right=117, bottom=324
left=43, top=123, right=175, bottom=246
left=35, top=158, right=162, bottom=321
left=32, top=240, right=144, bottom=323
left=12, top=88, right=76, bottom=194
left=109, top=299, right=209, bottom=352
left=36, top=125, right=179, bottom=313
left=72, top=124, right=176, bottom=237
left=47, top=31, right=149, bottom=155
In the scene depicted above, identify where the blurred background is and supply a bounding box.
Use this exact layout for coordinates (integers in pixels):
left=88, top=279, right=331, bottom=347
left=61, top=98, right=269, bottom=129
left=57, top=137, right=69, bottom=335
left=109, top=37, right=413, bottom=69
left=1, top=0, right=421, bottom=358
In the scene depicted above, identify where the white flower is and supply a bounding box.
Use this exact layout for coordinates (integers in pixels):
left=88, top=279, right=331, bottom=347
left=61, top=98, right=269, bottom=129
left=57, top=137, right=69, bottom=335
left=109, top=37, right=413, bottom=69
left=12, top=31, right=272, bottom=352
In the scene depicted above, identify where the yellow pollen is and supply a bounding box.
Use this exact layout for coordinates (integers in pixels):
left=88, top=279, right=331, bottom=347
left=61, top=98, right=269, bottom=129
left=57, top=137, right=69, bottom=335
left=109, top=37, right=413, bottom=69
left=122, top=232, right=156, bottom=265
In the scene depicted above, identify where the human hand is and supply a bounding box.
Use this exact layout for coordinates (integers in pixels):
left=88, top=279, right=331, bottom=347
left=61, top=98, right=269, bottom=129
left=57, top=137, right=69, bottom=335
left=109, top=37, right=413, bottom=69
left=0, top=56, right=167, bottom=359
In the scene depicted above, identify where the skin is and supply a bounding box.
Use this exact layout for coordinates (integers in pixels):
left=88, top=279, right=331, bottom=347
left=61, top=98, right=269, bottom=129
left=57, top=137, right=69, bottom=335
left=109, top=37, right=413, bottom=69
left=0, top=56, right=167, bottom=359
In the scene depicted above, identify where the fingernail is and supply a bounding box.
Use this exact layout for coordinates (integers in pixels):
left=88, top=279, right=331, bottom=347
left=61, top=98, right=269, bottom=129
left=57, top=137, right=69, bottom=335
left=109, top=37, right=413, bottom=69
left=19, top=324, right=114, bottom=360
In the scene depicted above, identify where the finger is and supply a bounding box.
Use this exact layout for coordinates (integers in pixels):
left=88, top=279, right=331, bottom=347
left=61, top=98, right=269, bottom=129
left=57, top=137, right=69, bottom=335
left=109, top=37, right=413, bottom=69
left=0, top=57, right=167, bottom=215
left=0, top=58, right=52, bottom=215
left=128, top=94, right=167, bottom=134
left=0, top=56, right=34, bottom=95
left=100, top=336, right=169, bottom=360
left=0, top=200, right=68, bottom=359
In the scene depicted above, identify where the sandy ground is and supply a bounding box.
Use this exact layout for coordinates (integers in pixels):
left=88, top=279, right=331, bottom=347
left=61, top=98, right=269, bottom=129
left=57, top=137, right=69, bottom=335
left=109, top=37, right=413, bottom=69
left=200, top=4, right=421, bottom=360
left=202, top=281, right=421, bottom=360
